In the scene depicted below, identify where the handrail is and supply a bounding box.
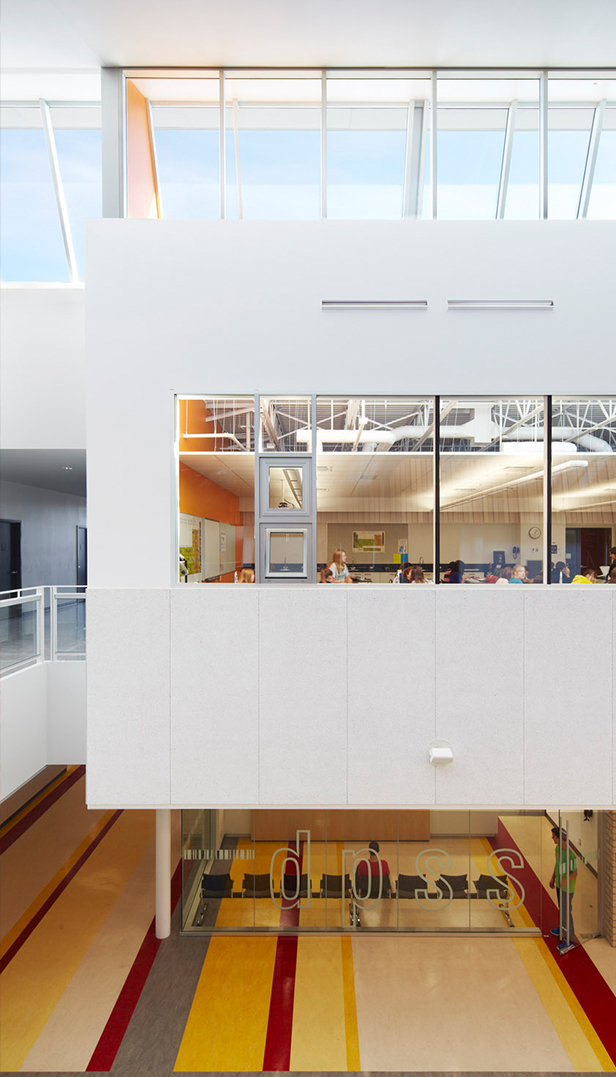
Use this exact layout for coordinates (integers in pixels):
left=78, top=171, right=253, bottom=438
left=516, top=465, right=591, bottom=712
left=0, top=585, right=87, bottom=675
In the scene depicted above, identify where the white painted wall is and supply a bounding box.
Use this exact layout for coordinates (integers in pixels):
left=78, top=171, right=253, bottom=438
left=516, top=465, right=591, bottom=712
left=1, top=664, right=48, bottom=800
left=0, top=288, right=86, bottom=450
left=47, top=662, right=87, bottom=764
left=85, top=219, right=616, bottom=590
left=0, top=660, right=87, bottom=802
left=85, top=585, right=616, bottom=810
left=0, top=480, right=87, bottom=588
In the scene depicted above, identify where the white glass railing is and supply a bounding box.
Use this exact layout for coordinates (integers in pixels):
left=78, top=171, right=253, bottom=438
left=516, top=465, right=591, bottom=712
left=0, top=585, right=86, bottom=676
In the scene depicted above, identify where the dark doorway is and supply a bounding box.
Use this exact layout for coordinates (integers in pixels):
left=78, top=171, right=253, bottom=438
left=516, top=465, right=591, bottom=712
left=76, top=526, right=87, bottom=587
left=566, top=527, right=612, bottom=577
left=0, top=520, right=22, bottom=593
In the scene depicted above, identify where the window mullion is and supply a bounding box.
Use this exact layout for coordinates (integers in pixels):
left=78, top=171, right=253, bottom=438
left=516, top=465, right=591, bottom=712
left=578, top=99, right=606, bottom=219
left=39, top=97, right=79, bottom=282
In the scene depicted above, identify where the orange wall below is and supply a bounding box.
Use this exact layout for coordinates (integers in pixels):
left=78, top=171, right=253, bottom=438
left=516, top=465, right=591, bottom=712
left=179, top=462, right=245, bottom=579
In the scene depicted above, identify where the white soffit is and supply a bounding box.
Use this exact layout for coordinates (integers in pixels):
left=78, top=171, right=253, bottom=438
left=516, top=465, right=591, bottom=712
left=3, top=0, right=616, bottom=80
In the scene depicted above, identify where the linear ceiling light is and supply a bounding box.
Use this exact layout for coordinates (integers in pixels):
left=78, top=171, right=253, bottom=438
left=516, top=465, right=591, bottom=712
left=322, top=300, right=427, bottom=311
left=447, top=300, right=554, bottom=311
left=441, top=459, right=587, bottom=510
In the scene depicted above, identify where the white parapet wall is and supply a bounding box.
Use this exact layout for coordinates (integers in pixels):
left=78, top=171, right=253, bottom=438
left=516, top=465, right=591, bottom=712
left=0, top=662, right=86, bottom=802
left=85, top=585, right=616, bottom=810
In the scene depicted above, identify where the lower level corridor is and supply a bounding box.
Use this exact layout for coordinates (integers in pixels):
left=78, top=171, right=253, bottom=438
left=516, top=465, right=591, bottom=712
left=1, top=771, right=616, bottom=1075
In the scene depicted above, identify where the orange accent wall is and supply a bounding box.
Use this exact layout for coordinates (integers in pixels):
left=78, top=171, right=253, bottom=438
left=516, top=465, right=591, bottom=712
left=178, top=399, right=224, bottom=452
left=126, top=79, right=160, bottom=220
left=179, top=462, right=244, bottom=581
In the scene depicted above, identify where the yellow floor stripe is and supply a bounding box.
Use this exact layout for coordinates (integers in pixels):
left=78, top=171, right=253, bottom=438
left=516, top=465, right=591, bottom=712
left=290, top=938, right=348, bottom=1071
left=174, top=936, right=277, bottom=1072
left=342, top=936, right=361, bottom=1071
left=0, top=766, right=79, bottom=838
left=0, top=810, right=115, bottom=958
left=0, top=810, right=154, bottom=1072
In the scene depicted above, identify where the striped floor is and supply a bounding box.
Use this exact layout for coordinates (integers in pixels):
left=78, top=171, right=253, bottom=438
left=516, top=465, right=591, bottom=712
left=1, top=772, right=616, bottom=1074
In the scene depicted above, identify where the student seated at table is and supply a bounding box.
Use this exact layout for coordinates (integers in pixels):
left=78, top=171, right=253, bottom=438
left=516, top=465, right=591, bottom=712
left=571, top=565, right=596, bottom=584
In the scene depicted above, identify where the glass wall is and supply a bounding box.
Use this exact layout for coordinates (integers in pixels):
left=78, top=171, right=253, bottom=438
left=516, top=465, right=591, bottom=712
left=126, top=68, right=616, bottom=223
left=0, top=102, right=101, bottom=281
left=225, top=75, right=321, bottom=220
left=177, top=396, right=255, bottom=582
left=151, top=78, right=220, bottom=219
left=436, top=77, right=539, bottom=220
left=181, top=808, right=593, bottom=935
left=439, top=398, right=544, bottom=583
left=551, top=398, right=616, bottom=582
left=316, top=397, right=434, bottom=583
left=0, top=105, right=71, bottom=281
left=326, top=75, right=431, bottom=219
left=176, top=394, right=615, bottom=585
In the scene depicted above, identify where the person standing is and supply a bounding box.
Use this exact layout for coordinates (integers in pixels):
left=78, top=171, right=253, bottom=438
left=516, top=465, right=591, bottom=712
left=549, top=825, right=577, bottom=954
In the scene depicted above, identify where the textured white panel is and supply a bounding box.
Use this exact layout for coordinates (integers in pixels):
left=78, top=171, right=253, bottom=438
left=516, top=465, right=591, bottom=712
left=347, top=587, right=436, bottom=804
left=524, top=588, right=613, bottom=806
left=170, top=587, right=259, bottom=804
left=435, top=588, right=524, bottom=804
left=258, top=588, right=347, bottom=804
left=86, top=590, right=170, bottom=806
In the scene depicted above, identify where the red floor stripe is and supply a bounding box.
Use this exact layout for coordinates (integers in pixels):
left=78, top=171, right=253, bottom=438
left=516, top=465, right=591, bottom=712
left=0, top=765, right=85, bottom=854
left=262, top=936, right=299, bottom=1071
left=495, top=819, right=616, bottom=1067
left=0, top=809, right=122, bottom=974
left=86, top=859, right=183, bottom=1072
left=261, top=839, right=303, bottom=1070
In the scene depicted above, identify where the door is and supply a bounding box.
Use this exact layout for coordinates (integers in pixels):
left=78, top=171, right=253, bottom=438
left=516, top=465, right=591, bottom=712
left=0, top=520, right=22, bottom=593
left=76, top=526, right=88, bottom=587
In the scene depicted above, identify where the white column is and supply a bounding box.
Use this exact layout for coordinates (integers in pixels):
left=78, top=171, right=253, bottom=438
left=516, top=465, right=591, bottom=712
left=155, top=808, right=171, bottom=939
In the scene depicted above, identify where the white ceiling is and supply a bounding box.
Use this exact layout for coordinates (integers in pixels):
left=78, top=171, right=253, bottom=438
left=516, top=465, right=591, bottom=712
left=181, top=451, right=615, bottom=515
left=2, top=0, right=616, bottom=101
left=0, top=450, right=87, bottom=497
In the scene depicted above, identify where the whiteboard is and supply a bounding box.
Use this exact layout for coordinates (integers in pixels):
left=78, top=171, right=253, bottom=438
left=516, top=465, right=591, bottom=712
left=202, top=518, right=220, bottom=580
left=219, top=522, right=236, bottom=575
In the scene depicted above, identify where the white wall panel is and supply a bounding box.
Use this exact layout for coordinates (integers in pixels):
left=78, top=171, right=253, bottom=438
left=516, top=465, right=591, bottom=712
left=47, top=661, right=86, bottom=763
left=86, top=589, right=170, bottom=806
left=85, top=219, right=616, bottom=589
left=0, top=663, right=47, bottom=801
left=85, top=588, right=616, bottom=809
left=524, top=588, right=613, bottom=805
left=347, top=587, right=436, bottom=804
left=435, top=588, right=525, bottom=804
left=258, top=588, right=347, bottom=804
left=170, top=586, right=259, bottom=804
left=0, top=288, right=85, bottom=450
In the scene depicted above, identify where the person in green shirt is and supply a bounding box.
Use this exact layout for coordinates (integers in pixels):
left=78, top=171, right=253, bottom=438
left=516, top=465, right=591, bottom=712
left=549, top=825, right=577, bottom=954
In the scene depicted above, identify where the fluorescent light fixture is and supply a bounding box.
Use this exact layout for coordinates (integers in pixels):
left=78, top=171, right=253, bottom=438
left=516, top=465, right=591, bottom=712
left=322, top=300, right=428, bottom=311
left=442, top=459, right=587, bottom=509
left=447, top=299, right=554, bottom=311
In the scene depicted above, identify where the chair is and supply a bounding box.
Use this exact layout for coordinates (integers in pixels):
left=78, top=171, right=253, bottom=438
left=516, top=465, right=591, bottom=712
left=319, top=873, right=351, bottom=898
left=281, top=873, right=311, bottom=900
left=396, top=873, right=428, bottom=898
left=242, top=872, right=271, bottom=898
left=473, top=873, right=510, bottom=900
left=435, top=873, right=468, bottom=898
left=473, top=873, right=514, bottom=926
left=196, top=871, right=233, bottom=925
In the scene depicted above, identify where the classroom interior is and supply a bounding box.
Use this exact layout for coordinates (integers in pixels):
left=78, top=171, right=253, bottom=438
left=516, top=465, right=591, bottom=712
left=178, top=395, right=616, bottom=584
